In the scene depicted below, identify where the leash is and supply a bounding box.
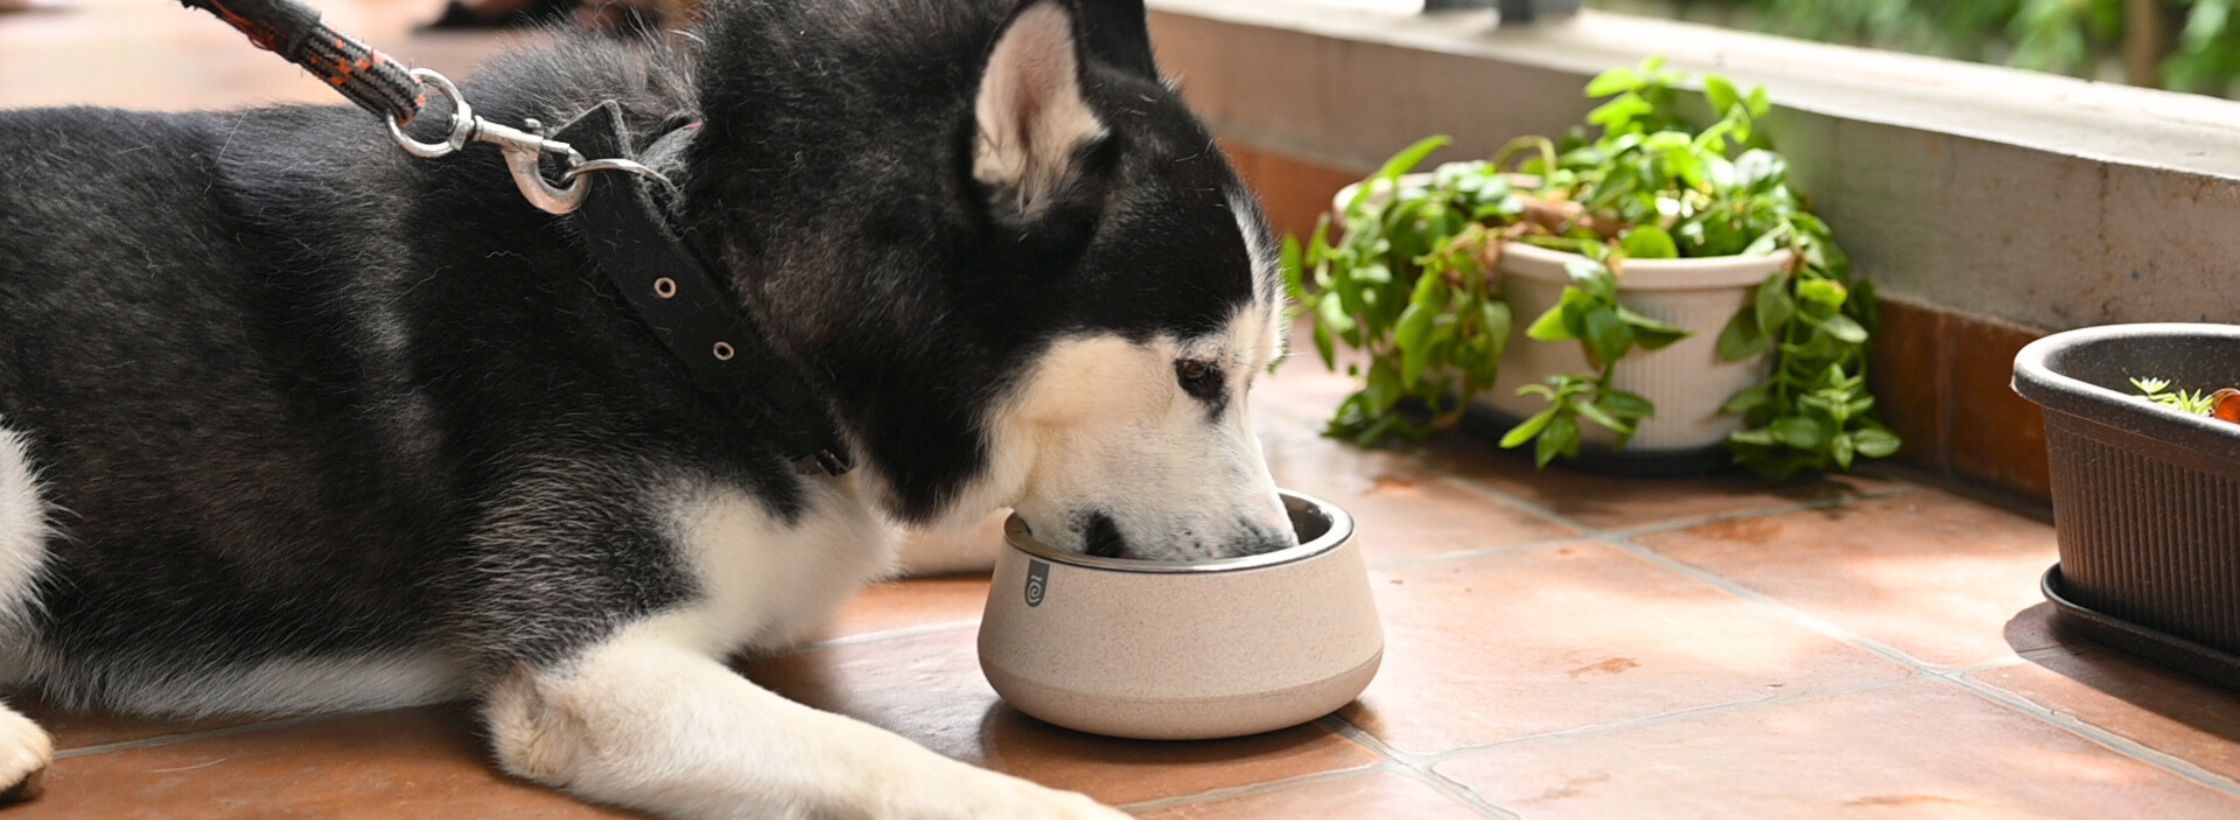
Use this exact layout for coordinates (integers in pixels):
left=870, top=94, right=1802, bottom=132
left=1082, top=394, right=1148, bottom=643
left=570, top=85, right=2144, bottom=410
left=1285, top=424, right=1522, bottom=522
left=174, top=0, right=659, bottom=214
left=174, top=0, right=856, bottom=476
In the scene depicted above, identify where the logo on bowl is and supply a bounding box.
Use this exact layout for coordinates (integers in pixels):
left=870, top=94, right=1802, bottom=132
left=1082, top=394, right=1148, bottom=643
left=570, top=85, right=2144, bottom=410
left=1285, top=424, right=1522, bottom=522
left=1025, top=559, right=1050, bottom=607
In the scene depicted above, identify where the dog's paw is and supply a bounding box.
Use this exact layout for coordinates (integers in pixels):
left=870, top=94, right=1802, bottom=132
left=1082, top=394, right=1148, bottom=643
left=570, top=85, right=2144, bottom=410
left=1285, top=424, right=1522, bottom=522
left=0, top=706, right=51, bottom=803
left=963, top=775, right=1128, bottom=820
left=1031, top=788, right=1128, bottom=820
left=889, top=767, right=1126, bottom=820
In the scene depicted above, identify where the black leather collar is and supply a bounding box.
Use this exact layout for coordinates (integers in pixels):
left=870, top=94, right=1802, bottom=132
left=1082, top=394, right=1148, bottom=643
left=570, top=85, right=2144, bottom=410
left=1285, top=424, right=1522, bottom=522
left=554, top=103, right=853, bottom=476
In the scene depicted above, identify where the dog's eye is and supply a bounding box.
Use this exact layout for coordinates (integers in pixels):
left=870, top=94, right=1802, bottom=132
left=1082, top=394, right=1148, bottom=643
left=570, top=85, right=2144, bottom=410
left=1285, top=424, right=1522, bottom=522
left=1176, top=359, right=1223, bottom=401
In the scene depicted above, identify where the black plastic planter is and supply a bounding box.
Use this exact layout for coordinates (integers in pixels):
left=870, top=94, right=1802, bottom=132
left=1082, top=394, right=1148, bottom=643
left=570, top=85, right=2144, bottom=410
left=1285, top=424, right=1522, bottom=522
left=2013, top=323, right=2240, bottom=688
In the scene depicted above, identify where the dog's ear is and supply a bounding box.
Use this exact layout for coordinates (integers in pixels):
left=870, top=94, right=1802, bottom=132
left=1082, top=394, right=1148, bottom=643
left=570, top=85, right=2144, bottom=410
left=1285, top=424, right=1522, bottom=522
left=1078, top=0, right=1159, bottom=79
left=970, top=0, right=1111, bottom=226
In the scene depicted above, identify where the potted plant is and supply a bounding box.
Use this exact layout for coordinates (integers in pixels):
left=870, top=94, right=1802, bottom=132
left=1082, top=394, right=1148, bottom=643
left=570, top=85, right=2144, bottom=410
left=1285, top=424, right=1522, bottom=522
left=2014, top=324, right=2240, bottom=686
left=1283, top=58, right=1898, bottom=479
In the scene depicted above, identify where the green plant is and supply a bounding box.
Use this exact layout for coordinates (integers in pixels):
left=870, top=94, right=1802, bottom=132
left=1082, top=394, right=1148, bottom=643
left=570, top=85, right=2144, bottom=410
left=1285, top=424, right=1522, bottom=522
left=1600, top=0, right=2240, bottom=97
left=1281, top=57, right=1899, bottom=478
left=1711, top=217, right=1899, bottom=478
left=1279, top=137, right=1522, bottom=445
left=2164, top=0, right=2240, bottom=94
left=2131, top=376, right=2220, bottom=414
left=1494, top=246, right=1683, bottom=465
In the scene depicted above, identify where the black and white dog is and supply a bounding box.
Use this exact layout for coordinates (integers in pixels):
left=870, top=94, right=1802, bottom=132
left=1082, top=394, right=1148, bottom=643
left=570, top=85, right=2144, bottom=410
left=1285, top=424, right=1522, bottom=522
left=0, top=0, right=1292, bottom=815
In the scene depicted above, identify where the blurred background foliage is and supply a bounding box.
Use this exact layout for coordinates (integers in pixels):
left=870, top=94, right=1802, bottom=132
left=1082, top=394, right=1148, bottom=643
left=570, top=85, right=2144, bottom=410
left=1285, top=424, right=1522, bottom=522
left=1588, top=0, right=2240, bottom=98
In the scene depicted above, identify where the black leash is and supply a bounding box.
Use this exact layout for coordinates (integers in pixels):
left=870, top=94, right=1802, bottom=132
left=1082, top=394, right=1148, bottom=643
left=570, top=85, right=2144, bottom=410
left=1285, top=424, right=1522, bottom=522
left=174, top=0, right=855, bottom=476
left=175, top=0, right=423, bottom=124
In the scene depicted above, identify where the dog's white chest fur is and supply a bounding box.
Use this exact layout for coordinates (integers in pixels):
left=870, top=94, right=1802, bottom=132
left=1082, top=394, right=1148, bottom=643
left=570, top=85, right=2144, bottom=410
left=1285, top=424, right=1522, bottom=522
left=654, top=475, right=899, bottom=656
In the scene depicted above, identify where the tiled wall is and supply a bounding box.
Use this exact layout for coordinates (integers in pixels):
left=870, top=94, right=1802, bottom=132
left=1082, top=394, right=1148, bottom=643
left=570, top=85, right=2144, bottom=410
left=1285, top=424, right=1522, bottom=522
left=1221, top=138, right=2055, bottom=504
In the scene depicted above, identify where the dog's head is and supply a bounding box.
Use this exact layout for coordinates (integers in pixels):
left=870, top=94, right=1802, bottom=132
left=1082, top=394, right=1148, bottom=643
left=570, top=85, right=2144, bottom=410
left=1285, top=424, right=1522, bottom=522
left=686, top=0, right=1290, bottom=560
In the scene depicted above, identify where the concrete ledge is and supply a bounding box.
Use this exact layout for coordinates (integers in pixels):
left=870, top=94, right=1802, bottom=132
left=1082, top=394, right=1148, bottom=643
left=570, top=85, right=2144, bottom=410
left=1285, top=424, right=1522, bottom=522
left=1149, top=0, right=2240, bottom=333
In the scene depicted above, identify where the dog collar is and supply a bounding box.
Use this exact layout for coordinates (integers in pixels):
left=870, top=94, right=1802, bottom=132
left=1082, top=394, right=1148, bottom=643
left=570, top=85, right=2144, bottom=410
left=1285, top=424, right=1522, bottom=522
left=554, top=103, right=854, bottom=477
left=174, top=0, right=850, bottom=474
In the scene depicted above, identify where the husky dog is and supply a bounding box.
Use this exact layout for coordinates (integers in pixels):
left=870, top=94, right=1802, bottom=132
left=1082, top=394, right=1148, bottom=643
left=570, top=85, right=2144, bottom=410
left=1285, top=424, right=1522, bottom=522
left=0, top=0, right=1291, bottom=814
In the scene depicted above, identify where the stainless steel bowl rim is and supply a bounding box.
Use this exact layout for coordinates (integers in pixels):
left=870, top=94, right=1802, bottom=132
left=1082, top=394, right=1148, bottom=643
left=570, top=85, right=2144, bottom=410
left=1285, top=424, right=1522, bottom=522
left=1001, top=490, right=1356, bottom=574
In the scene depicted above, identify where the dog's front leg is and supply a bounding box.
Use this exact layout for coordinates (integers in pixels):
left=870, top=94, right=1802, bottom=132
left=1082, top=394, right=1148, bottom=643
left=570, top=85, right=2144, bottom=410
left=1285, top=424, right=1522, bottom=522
left=483, top=629, right=1123, bottom=819
left=893, top=508, right=1010, bottom=577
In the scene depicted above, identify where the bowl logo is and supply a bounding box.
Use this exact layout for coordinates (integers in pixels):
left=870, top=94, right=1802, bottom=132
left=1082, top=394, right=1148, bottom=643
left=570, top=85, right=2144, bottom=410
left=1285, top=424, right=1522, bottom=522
left=1025, top=559, right=1050, bottom=608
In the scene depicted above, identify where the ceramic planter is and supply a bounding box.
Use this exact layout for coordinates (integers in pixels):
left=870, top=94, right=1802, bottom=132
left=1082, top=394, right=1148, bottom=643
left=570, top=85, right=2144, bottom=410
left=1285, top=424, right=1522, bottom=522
left=1332, top=176, right=1786, bottom=470
left=2013, top=323, right=2240, bottom=688
left=1476, top=241, right=1787, bottom=461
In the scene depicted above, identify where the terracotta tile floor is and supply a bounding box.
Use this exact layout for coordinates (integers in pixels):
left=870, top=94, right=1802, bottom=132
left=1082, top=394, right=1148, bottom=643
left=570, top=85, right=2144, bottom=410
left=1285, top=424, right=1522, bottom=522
left=0, top=0, right=539, bottom=112
left=7, top=2, right=2240, bottom=816
left=0, top=351, right=2231, bottom=817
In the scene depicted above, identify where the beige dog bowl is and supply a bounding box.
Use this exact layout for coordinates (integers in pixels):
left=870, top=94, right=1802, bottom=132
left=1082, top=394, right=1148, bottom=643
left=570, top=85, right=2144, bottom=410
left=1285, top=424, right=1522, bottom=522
left=977, top=492, right=1382, bottom=740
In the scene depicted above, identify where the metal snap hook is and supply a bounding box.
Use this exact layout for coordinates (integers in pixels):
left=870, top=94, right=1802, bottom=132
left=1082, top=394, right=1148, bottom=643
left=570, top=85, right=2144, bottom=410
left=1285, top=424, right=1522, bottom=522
left=498, top=142, right=588, bottom=215
left=385, top=68, right=473, bottom=159
left=380, top=68, right=679, bottom=216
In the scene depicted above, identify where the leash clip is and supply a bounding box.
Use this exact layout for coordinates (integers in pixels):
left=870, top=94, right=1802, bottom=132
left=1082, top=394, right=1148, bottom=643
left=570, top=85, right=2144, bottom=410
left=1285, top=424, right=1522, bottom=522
left=385, top=68, right=668, bottom=215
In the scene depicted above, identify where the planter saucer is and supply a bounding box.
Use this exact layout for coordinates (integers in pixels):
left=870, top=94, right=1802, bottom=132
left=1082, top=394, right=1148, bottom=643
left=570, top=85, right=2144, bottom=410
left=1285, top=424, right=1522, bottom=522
left=2041, top=565, right=2240, bottom=692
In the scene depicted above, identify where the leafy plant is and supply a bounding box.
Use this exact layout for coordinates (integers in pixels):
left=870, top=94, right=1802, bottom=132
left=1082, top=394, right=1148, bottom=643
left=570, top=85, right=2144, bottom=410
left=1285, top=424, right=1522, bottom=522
left=2131, top=376, right=2221, bottom=415
left=1499, top=248, right=1682, bottom=466
left=1713, top=222, right=1898, bottom=479
left=2164, top=0, right=2240, bottom=94
left=1281, top=57, right=1899, bottom=479
left=1280, top=137, right=1522, bottom=445
left=1601, top=0, right=2240, bottom=97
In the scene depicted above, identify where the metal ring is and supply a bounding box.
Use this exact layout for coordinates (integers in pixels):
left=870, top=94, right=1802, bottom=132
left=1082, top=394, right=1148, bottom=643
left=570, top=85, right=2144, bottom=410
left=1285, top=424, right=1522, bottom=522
left=560, top=157, right=669, bottom=184
left=711, top=341, right=736, bottom=361
left=562, top=157, right=680, bottom=199
left=653, top=277, right=678, bottom=299
left=385, top=69, right=474, bottom=159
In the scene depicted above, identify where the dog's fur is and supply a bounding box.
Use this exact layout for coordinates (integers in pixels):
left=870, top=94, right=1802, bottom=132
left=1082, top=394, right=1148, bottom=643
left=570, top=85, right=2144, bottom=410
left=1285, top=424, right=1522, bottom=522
left=0, top=0, right=1290, bottom=815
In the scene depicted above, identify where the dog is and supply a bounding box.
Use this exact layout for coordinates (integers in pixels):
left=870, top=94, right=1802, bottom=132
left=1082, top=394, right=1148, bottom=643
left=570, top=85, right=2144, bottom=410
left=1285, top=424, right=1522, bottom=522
left=0, top=0, right=1292, bottom=814
left=431, top=0, right=704, bottom=36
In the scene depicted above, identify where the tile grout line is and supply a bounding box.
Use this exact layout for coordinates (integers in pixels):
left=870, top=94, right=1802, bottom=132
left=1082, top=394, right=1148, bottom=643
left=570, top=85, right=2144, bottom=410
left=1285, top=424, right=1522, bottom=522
left=1115, top=763, right=1402, bottom=814
left=1964, top=642, right=2097, bottom=672
left=758, top=475, right=1919, bottom=662
left=1864, top=462, right=2054, bottom=524
left=1335, top=434, right=2233, bottom=800
left=1413, top=463, right=1598, bottom=534
left=1604, top=485, right=1923, bottom=540
left=53, top=713, right=335, bottom=760
left=1397, top=766, right=1523, bottom=820
left=765, top=619, right=981, bottom=659
left=1366, top=534, right=1588, bottom=572
left=1417, top=460, right=1922, bottom=544
left=1411, top=677, right=1914, bottom=764
left=1351, top=483, right=1923, bottom=574
left=1318, top=714, right=1520, bottom=819
left=1594, top=533, right=2240, bottom=800
left=1593, top=534, right=1947, bottom=672
left=54, top=620, right=990, bottom=761
left=1944, top=674, right=2240, bottom=798
left=53, top=447, right=2196, bottom=800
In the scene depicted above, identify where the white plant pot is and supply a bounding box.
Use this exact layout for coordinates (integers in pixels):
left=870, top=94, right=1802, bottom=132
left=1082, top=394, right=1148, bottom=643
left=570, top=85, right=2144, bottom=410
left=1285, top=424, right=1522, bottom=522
left=1333, top=175, right=1785, bottom=455
left=1485, top=242, right=1786, bottom=453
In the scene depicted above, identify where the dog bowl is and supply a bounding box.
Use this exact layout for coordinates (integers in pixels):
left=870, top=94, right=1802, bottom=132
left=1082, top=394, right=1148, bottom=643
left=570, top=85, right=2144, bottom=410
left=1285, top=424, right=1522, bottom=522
left=977, top=491, right=1382, bottom=740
